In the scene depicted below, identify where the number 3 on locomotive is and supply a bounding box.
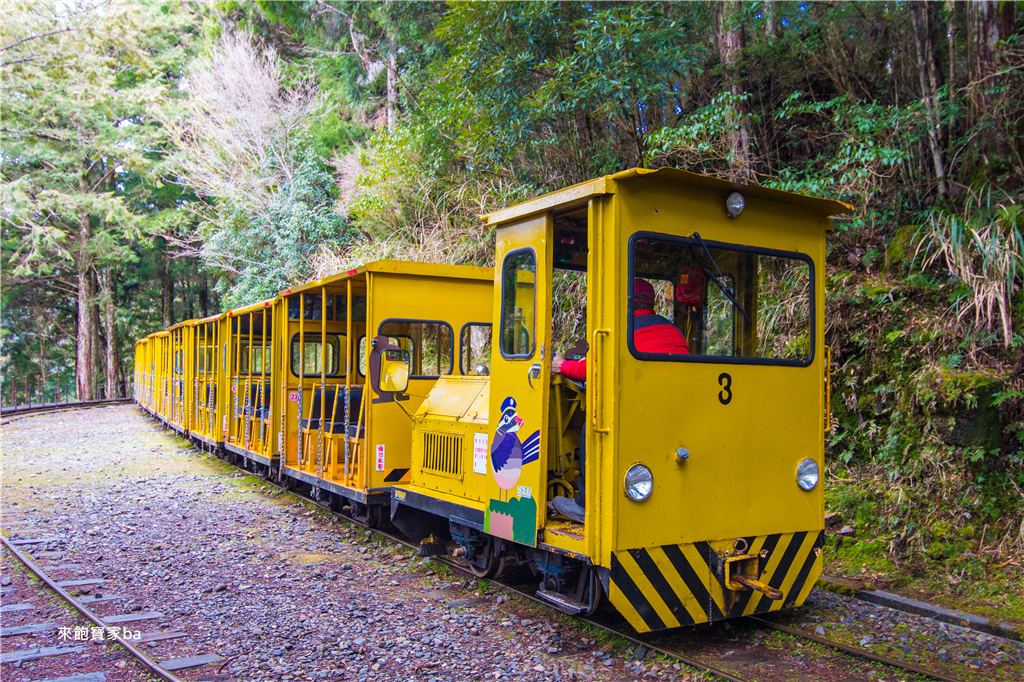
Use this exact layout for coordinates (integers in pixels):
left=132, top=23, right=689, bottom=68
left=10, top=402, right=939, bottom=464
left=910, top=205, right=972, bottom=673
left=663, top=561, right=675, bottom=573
left=718, top=373, right=732, bottom=405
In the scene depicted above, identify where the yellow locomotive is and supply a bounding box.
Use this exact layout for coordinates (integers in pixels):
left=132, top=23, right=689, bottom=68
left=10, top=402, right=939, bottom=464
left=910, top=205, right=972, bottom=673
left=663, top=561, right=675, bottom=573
left=135, top=168, right=848, bottom=633
left=376, top=168, right=849, bottom=631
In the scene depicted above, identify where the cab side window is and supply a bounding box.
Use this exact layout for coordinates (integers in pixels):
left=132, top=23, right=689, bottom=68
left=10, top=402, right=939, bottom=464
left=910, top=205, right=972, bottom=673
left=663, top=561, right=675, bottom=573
left=500, top=249, right=536, bottom=357
left=461, top=323, right=492, bottom=374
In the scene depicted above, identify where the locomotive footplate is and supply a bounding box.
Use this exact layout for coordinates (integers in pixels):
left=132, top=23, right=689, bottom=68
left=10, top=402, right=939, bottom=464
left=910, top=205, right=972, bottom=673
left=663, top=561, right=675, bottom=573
left=606, top=530, right=825, bottom=633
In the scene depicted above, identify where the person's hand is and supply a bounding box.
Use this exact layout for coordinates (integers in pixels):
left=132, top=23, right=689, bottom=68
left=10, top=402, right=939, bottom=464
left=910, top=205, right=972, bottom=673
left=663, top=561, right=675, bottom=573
left=551, top=353, right=564, bottom=376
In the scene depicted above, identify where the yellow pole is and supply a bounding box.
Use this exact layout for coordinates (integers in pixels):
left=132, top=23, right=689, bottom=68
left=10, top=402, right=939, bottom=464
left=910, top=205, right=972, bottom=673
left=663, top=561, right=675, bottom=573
left=258, top=305, right=268, bottom=453
left=244, top=311, right=253, bottom=450
left=318, top=287, right=326, bottom=483
left=298, top=295, right=305, bottom=466
left=344, top=279, right=352, bottom=482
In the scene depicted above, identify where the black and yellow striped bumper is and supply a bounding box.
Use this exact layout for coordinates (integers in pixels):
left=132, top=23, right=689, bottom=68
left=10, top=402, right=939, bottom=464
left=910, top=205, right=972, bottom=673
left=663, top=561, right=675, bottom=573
left=607, top=530, right=824, bottom=632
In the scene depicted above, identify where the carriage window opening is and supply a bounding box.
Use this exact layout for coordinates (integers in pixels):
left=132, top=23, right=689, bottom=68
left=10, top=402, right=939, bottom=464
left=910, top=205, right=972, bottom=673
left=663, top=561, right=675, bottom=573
left=461, top=324, right=492, bottom=375
left=500, top=249, right=536, bottom=357
left=287, top=294, right=336, bottom=321
left=240, top=343, right=272, bottom=375
left=337, top=295, right=367, bottom=323
left=195, top=346, right=217, bottom=374
left=289, top=333, right=342, bottom=377
left=629, top=233, right=813, bottom=365
left=379, top=321, right=452, bottom=378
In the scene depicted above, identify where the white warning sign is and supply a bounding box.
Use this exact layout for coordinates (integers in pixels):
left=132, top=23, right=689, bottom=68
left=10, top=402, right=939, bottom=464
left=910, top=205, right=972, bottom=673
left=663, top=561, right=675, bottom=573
left=375, top=444, right=385, bottom=472
left=473, top=432, right=488, bottom=475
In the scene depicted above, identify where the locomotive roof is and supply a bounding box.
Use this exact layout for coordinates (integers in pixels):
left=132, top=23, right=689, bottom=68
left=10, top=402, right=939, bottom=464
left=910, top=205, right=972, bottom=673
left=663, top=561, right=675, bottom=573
left=481, top=166, right=853, bottom=226
left=280, top=259, right=493, bottom=297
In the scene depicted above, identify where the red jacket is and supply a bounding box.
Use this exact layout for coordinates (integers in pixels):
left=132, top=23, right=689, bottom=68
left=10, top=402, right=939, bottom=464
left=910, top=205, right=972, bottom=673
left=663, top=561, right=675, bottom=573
left=559, top=310, right=688, bottom=382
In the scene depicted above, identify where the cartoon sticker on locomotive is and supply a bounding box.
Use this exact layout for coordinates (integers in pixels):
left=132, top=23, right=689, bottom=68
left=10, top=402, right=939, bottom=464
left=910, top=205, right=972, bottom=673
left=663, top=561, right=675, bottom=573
left=484, top=396, right=540, bottom=545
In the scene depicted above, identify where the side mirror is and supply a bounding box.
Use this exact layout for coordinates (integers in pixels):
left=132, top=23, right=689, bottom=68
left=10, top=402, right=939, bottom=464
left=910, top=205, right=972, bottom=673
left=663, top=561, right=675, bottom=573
left=368, top=335, right=410, bottom=404
left=379, top=349, right=410, bottom=393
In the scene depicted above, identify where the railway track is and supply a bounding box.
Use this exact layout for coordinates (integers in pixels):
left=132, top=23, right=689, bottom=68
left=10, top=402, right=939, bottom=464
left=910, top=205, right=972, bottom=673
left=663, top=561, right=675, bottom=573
left=188, top=420, right=981, bottom=682
left=0, top=535, right=186, bottom=682
left=6, top=403, right=1016, bottom=681
left=0, top=398, right=131, bottom=423
left=748, top=615, right=962, bottom=682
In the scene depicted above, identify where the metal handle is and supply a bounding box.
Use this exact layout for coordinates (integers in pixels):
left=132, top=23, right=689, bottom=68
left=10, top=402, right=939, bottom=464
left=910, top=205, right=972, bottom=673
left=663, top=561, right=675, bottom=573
left=591, top=329, right=610, bottom=434
left=527, top=363, right=541, bottom=389
left=824, top=345, right=832, bottom=435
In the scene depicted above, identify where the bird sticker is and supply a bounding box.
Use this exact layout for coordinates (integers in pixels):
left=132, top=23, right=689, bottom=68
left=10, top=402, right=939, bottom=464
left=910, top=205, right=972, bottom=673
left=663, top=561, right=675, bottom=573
left=485, top=396, right=541, bottom=545
left=490, top=396, right=540, bottom=500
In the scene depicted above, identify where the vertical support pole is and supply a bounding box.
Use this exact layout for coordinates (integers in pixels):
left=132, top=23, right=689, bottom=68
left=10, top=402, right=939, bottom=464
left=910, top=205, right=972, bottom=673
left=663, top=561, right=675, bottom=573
left=244, top=311, right=254, bottom=451
left=344, top=279, right=353, bottom=482
left=259, top=304, right=268, bottom=453
left=297, top=295, right=305, bottom=467
left=233, top=315, right=240, bottom=443
left=318, top=287, right=326, bottom=489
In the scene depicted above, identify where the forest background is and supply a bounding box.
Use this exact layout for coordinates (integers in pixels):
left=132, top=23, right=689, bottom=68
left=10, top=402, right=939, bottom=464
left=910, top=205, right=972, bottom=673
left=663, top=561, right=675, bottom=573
left=2, top=1, right=1022, bottom=613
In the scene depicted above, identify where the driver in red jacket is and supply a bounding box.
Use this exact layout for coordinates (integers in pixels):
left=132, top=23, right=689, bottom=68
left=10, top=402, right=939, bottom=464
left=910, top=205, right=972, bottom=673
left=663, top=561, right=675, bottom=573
left=551, top=278, right=689, bottom=381
left=548, top=278, right=688, bottom=522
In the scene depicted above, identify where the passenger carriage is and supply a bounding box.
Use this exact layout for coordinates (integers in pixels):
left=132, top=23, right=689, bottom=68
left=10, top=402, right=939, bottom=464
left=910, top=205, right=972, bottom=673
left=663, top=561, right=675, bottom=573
left=273, top=261, right=493, bottom=525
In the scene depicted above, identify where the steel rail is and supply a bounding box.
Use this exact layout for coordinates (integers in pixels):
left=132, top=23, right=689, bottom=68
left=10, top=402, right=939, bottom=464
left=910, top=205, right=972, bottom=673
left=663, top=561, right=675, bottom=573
left=0, top=398, right=132, bottom=422
left=127, top=423, right=965, bottom=682
left=199, top=451, right=747, bottom=682
left=750, top=616, right=965, bottom=682
left=0, top=535, right=184, bottom=682
left=244, top=463, right=966, bottom=682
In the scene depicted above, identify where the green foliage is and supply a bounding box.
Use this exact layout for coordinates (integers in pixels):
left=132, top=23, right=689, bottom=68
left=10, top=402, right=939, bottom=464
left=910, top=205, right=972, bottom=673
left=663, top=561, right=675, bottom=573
left=203, top=146, right=350, bottom=308
left=0, top=0, right=205, bottom=399
left=919, top=186, right=1024, bottom=347
left=768, top=93, right=915, bottom=229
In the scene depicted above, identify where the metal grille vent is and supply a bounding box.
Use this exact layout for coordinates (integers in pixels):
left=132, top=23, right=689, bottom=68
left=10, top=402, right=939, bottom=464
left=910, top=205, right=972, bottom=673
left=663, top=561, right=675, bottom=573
left=422, top=432, right=464, bottom=479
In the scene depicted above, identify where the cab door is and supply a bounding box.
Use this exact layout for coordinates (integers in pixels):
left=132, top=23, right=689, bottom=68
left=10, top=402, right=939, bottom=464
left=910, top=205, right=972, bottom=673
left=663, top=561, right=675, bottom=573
left=484, top=213, right=553, bottom=547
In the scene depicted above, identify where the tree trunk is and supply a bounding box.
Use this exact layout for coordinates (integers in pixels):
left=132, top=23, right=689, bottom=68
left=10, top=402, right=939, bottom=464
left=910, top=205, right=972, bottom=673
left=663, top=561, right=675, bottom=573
left=386, top=43, right=398, bottom=131
left=967, top=0, right=1009, bottom=159
left=185, top=279, right=194, bottom=321
left=911, top=3, right=947, bottom=199
left=716, top=0, right=752, bottom=184
left=946, top=0, right=957, bottom=146
left=101, top=269, right=121, bottom=399
left=93, top=298, right=102, bottom=398
left=161, top=252, right=175, bottom=328
left=76, top=212, right=97, bottom=400
left=763, top=0, right=776, bottom=38
left=198, top=276, right=209, bottom=318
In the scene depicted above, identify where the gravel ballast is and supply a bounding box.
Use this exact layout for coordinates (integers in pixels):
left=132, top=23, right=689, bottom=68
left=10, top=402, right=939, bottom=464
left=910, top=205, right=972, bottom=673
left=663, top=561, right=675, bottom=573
left=1, top=405, right=685, bottom=682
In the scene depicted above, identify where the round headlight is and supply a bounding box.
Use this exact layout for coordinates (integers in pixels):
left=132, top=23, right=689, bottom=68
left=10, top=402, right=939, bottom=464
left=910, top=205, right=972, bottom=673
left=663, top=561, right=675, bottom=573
left=726, top=192, right=745, bottom=217
left=624, top=464, right=653, bottom=501
left=796, top=458, right=819, bottom=491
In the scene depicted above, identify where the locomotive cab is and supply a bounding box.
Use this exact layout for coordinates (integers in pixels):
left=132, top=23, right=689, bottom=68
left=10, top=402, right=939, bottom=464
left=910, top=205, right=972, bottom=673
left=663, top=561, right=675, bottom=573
left=392, top=167, right=849, bottom=631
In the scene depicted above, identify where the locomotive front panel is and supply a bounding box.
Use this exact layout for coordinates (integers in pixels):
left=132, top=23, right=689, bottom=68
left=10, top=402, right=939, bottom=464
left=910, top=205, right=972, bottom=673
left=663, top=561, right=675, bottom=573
left=598, top=174, right=836, bottom=632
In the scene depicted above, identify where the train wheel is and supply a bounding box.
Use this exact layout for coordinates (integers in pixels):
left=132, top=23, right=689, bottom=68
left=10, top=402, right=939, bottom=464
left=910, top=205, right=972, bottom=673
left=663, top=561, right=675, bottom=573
left=581, top=568, right=603, bottom=616
left=467, top=538, right=504, bottom=578
left=366, top=504, right=385, bottom=529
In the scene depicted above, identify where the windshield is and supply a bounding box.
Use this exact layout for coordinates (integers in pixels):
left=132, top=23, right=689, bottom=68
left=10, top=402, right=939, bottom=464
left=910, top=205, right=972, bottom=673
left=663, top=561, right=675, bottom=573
left=629, top=233, right=814, bottom=365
